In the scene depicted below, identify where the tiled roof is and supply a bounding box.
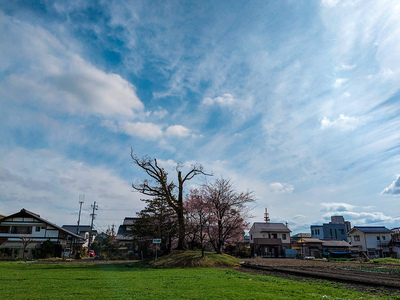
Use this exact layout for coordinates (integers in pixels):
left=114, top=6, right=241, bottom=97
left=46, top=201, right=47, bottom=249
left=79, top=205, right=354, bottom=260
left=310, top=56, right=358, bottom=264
left=322, top=240, right=351, bottom=247
left=353, top=226, right=392, bottom=233
left=251, top=222, right=291, bottom=233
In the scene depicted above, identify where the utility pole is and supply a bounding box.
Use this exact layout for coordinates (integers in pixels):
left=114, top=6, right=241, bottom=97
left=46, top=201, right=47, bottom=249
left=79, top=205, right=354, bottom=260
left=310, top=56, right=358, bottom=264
left=77, top=194, right=85, bottom=235
left=88, top=201, right=98, bottom=250
left=74, top=195, right=84, bottom=256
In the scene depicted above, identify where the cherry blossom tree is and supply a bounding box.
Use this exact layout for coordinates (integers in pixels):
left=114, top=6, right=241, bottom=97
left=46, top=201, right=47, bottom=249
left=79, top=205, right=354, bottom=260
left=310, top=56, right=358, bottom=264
left=202, top=178, right=254, bottom=254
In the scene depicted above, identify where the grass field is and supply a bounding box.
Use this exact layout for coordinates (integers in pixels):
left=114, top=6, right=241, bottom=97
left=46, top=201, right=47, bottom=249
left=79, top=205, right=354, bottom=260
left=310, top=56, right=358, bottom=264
left=1, top=260, right=398, bottom=299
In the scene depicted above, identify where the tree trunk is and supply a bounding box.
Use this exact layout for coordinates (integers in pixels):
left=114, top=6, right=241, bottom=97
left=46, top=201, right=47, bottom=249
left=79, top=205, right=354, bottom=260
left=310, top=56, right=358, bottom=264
left=177, top=171, right=185, bottom=250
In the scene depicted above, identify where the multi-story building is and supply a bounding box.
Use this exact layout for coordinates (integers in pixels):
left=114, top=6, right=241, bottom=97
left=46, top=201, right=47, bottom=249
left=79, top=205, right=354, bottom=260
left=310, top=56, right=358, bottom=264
left=347, top=226, right=393, bottom=258
left=310, top=216, right=351, bottom=240
left=249, top=222, right=291, bottom=258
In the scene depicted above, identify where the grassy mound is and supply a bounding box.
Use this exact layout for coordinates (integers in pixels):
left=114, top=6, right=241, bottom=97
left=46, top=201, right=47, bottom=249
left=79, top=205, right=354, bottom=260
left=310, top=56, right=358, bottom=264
left=147, top=250, right=241, bottom=269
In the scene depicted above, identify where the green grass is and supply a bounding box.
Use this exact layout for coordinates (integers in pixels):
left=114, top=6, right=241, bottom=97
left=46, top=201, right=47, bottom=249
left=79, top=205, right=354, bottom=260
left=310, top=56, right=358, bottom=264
left=148, top=250, right=241, bottom=268
left=370, top=258, right=400, bottom=265
left=0, top=260, right=398, bottom=299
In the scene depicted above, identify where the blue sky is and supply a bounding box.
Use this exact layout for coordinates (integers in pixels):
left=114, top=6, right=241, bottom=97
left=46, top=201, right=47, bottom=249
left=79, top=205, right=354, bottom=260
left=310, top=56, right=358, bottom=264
left=1, top=0, right=399, bottom=234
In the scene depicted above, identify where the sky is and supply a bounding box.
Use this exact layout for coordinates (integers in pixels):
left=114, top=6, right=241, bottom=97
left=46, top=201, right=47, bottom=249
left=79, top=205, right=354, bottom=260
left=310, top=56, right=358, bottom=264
left=1, top=0, right=399, bottom=235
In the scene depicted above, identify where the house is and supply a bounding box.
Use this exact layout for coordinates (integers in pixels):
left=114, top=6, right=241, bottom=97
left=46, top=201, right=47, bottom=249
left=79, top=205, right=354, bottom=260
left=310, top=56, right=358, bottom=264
left=321, top=240, right=352, bottom=258
left=0, top=209, right=82, bottom=259
left=347, top=226, right=393, bottom=259
left=116, top=217, right=138, bottom=256
left=249, top=222, right=291, bottom=258
left=61, top=225, right=97, bottom=249
left=290, top=233, right=311, bottom=243
left=292, top=237, right=323, bottom=258
left=311, top=216, right=351, bottom=240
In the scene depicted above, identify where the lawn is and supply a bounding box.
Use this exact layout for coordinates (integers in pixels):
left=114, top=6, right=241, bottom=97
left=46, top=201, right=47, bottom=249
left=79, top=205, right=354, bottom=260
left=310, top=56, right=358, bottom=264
left=0, top=261, right=397, bottom=299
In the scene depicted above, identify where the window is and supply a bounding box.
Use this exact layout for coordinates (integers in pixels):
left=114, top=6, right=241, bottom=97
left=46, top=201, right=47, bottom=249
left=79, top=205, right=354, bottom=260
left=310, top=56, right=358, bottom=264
left=11, top=226, right=32, bottom=234
left=382, top=236, right=386, bottom=241
left=354, top=236, right=360, bottom=241
left=282, top=234, right=286, bottom=240
left=272, top=234, right=277, bottom=239
left=377, top=236, right=380, bottom=240
left=340, top=229, right=345, bottom=234
left=35, top=226, right=41, bottom=232
left=0, top=226, right=10, bottom=233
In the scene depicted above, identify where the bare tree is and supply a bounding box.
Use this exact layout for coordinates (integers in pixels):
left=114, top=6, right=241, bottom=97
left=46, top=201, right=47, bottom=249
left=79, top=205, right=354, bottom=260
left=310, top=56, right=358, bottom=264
left=203, top=178, right=254, bottom=254
left=20, top=236, right=35, bottom=260
left=131, top=149, right=211, bottom=250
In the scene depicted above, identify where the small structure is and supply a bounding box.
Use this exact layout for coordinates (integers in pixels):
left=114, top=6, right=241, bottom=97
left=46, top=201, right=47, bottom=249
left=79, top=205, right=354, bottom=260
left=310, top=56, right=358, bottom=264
left=0, top=209, right=82, bottom=259
left=249, top=222, right=291, bottom=258
left=290, top=233, right=311, bottom=243
left=322, top=240, right=351, bottom=258
left=292, top=237, right=323, bottom=258
left=61, top=225, right=97, bottom=249
left=347, top=226, right=393, bottom=259
left=389, top=232, right=400, bottom=259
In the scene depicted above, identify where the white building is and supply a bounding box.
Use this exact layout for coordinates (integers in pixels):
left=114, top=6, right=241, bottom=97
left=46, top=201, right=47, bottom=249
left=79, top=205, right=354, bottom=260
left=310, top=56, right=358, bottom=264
left=347, top=226, right=393, bottom=259
left=0, top=209, right=82, bottom=259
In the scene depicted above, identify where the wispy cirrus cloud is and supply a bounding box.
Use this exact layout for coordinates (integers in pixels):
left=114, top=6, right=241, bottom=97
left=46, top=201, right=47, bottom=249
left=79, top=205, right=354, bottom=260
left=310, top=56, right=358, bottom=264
left=321, top=114, right=364, bottom=131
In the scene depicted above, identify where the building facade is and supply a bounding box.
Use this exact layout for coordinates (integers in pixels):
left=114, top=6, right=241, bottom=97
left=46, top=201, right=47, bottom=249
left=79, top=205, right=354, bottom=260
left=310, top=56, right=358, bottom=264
left=249, top=222, right=291, bottom=258
left=0, top=209, right=81, bottom=259
left=347, top=226, right=393, bottom=258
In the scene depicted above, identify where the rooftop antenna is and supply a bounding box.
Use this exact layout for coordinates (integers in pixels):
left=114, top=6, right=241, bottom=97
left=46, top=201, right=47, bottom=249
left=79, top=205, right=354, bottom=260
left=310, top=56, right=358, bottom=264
left=77, top=194, right=85, bottom=235
left=264, top=208, right=270, bottom=222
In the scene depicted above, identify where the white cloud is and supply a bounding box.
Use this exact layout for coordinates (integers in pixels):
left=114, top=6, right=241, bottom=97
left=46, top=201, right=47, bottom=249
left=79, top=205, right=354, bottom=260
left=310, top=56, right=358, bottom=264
left=120, top=122, right=163, bottom=140
left=321, top=0, right=340, bottom=8
left=0, top=148, right=144, bottom=227
left=202, top=93, right=235, bottom=107
left=269, top=182, right=294, bottom=193
left=320, top=202, right=400, bottom=225
left=2, top=15, right=143, bottom=118
left=381, top=175, right=400, bottom=195
left=337, top=63, right=356, bottom=70
left=333, top=78, right=347, bottom=88
left=165, top=125, right=191, bottom=137
left=320, top=202, right=357, bottom=212
left=321, top=114, right=363, bottom=131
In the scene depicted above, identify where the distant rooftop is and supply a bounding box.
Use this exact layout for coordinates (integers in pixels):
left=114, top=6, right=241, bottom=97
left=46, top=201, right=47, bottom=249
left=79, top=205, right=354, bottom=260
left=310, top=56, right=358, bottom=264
left=251, top=222, right=291, bottom=233
left=352, top=226, right=392, bottom=233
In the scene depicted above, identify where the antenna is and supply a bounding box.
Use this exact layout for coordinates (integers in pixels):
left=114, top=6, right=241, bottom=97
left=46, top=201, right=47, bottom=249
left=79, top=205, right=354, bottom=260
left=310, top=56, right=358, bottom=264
left=264, top=208, right=270, bottom=222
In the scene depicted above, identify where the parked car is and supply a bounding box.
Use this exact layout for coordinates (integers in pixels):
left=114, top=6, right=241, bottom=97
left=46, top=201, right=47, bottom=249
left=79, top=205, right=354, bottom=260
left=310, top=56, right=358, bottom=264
left=89, top=250, right=95, bottom=257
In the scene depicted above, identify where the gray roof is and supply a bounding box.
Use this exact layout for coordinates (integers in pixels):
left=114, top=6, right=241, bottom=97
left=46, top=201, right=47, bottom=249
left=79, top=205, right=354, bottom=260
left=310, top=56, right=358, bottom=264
left=322, top=240, right=351, bottom=247
left=352, top=226, right=392, bottom=233
left=251, top=222, right=291, bottom=233
left=62, top=225, right=96, bottom=234
left=122, top=217, right=137, bottom=226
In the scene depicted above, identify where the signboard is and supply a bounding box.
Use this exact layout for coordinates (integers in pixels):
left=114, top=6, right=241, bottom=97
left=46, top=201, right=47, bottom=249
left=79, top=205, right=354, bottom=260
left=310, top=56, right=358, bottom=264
left=153, top=238, right=161, bottom=244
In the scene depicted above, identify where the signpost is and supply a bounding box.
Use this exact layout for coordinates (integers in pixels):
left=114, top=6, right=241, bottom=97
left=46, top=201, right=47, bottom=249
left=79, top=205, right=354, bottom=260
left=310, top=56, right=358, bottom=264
left=153, top=238, right=161, bottom=261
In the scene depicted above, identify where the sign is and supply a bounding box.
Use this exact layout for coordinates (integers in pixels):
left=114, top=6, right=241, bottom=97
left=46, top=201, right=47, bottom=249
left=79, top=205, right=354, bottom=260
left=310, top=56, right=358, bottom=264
left=153, top=238, right=161, bottom=244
